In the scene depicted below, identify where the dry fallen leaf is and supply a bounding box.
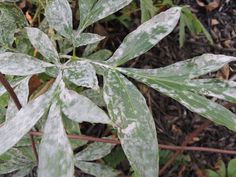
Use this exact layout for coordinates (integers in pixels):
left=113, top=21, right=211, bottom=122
left=196, top=0, right=220, bottom=11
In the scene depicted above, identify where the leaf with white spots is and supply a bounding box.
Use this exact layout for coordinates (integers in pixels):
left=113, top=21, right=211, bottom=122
left=0, top=77, right=25, bottom=97
left=75, top=140, right=115, bottom=161
left=38, top=101, right=74, bottom=177
left=182, top=79, right=236, bottom=103
left=59, top=80, right=111, bottom=124
left=74, top=33, right=105, bottom=47
left=106, top=7, right=181, bottom=66
left=0, top=52, right=53, bottom=76
left=120, top=54, right=236, bottom=80
left=121, top=68, right=236, bottom=132
left=140, top=0, right=157, bottom=23
left=75, top=161, right=120, bottom=177
left=45, top=0, right=73, bottom=39
left=64, top=61, right=98, bottom=89
left=103, top=70, right=158, bottom=177
left=0, top=84, right=55, bottom=155
left=87, top=49, right=112, bottom=61
left=81, top=89, right=106, bottom=107
left=26, top=27, right=59, bottom=63
left=6, top=76, right=31, bottom=121
left=79, top=0, right=132, bottom=30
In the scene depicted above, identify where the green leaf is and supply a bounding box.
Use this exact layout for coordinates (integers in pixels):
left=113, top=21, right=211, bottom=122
left=64, top=61, right=98, bottom=89
left=205, top=169, right=221, bottom=177
left=74, top=33, right=105, bottom=47
left=45, top=0, right=73, bottom=39
left=0, top=5, right=27, bottom=46
left=6, top=76, right=31, bottom=121
left=140, top=0, right=156, bottom=23
left=87, top=49, right=112, bottom=61
left=0, top=89, right=54, bottom=155
left=26, top=27, right=59, bottom=63
left=179, top=13, right=186, bottom=48
left=75, top=140, right=115, bottom=161
left=0, top=52, right=54, bottom=76
left=79, top=0, right=132, bottom=30
left=75, top=161, right=120, bottom=177
left=103, top=70, right=158, bottom=177
left=120, top=54, right=236, bottom=80
left=81, top=89, right=106, bottom=107
left=0, top=77, right=25, bottom=97
left=59, top=80, right=112, bottom=124
left=106, top=7, right=181, bottom=66
left=228, top=158, right=236, bottom=177
left=38, top=101, right=74, bottom=177
left=12, top=165, right=33, bottom=177
left=217, top=160, right=226, bottom=177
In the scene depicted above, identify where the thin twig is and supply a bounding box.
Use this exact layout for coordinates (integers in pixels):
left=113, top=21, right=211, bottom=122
left=0, top=72, right=39, bottom=161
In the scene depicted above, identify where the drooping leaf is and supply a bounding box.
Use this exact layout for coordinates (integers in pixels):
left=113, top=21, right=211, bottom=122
left=45, top=0, right=73, bottom=39
left=76, top=140, right=115, bottom=161
left=0, top=87, right=54, bottom=155
left=228, top=158, right=236, bottom=177
left=79, top=0, right=132, bottom=30
left=26, top=27, right=59, bottom=63
left=0, top=5, right=27, bottom=46
left=140, top=0, right=156, bottom=23
left=38, top=101, right=74, bottom=177
left=103, top=70, right=158, bottom=177
left=75, top=161, right=120, bottom=177
left=0, top=52, right=54, bottom=76
left=6, top=76, right=31, bottom=121
left=64, top=61, right=98, bottom=89
left=119, top=54, right=236, bottom=80
left=59, top=80, right=111, bottom=124
left=74, top=33, right=105, bottom=47
left=106, top=7, right=181, bottom=66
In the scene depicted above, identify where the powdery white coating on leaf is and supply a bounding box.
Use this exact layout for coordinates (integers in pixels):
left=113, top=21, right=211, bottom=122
left=38, top=102, right=74, bottom=177
left=79, top=0, right=96, bottom=29
left=0, top=52, right=53, bottom=76
left=80, top=0, right=132, bottom=29
left=75, top=161, right=120, bottom=177
left=103, top=70, right=158, bottom=177
left=64, top=61, right=99, bottom=89
left=75, top=139, right=115, bottom=161
left=26, top=27, right=59, bottom=63
left=59, top=80, right=111, bottom=124
left=0, top=77, right=25, bottom=97
left=106, top=7, right=181, bottom=66
left=0, top=89, right=54, bottom=155
left=45, top=0, right=73, bottom=39
left=6, top=76, right=31, bottom=121
left=74, top=32, right=105, bottom=47
left=120, top=54, right=236, bottom=80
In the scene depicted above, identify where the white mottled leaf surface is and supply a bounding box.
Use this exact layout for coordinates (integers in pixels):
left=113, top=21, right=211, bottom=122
left=79, top=0, right=132, bottom=29
left=45, top=0, right=73, bottom=39
left=59, top=81, right=111, bottom=124
left=75, top=161, right=120, bottom=177
left=0, top=52, right=53, bottom=76
left=76, top=140, right=115, bottom=161
left=74, top=33, right=105, bottom=47
left=6, top=76, right=31, bottom=121
left=26, top=27, right=59, bottom=63
left=38, top=101, right=74, bottom=177
left=103, top=70, right=158, bottom=177
left=64, top=61, right=98, bottom=89
left=107, top=7, right=181, bottom=66
left=0, top=77, right=25, bottom=97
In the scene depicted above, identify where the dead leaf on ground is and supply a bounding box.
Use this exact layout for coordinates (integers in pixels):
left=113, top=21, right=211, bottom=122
left=196, top=0, right=220, bottom=11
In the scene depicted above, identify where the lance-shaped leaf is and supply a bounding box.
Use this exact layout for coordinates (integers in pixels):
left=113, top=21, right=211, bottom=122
left=119, top=54, right=236, bottom=80
left=0, top=77, right=25, bottom=97
left=121, top=68, right=236, bottom=132
left=182, top=79, right=236, bottom=103
left=79, top=0, right=132, bottom=29
left=106, top=7, right=181, bottom=66
left=76, top=140, right=115, bottom=161
left=75, top=161, right=120, bottom=177
left=0, top=52, right=53, bottom=76
left=140, top=0, right=157, bottom=23
left=26, top=27, right=59, bottom=63
left=0, top=84, right=55, bottom=155
left=59, top=80, right=111, bottom=124
left=38, top=101, right=74, bottom=177
left=45, top=0, right=73, bottom=39
left=64, top=61, right=98, bottom=89
left=103, top=70, right=158, bottom=177
left=74, top=33, right=105, bottom=47
left=6, top=76, right=31, bottom=121
left=87, top=49, right=112, bottom=61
